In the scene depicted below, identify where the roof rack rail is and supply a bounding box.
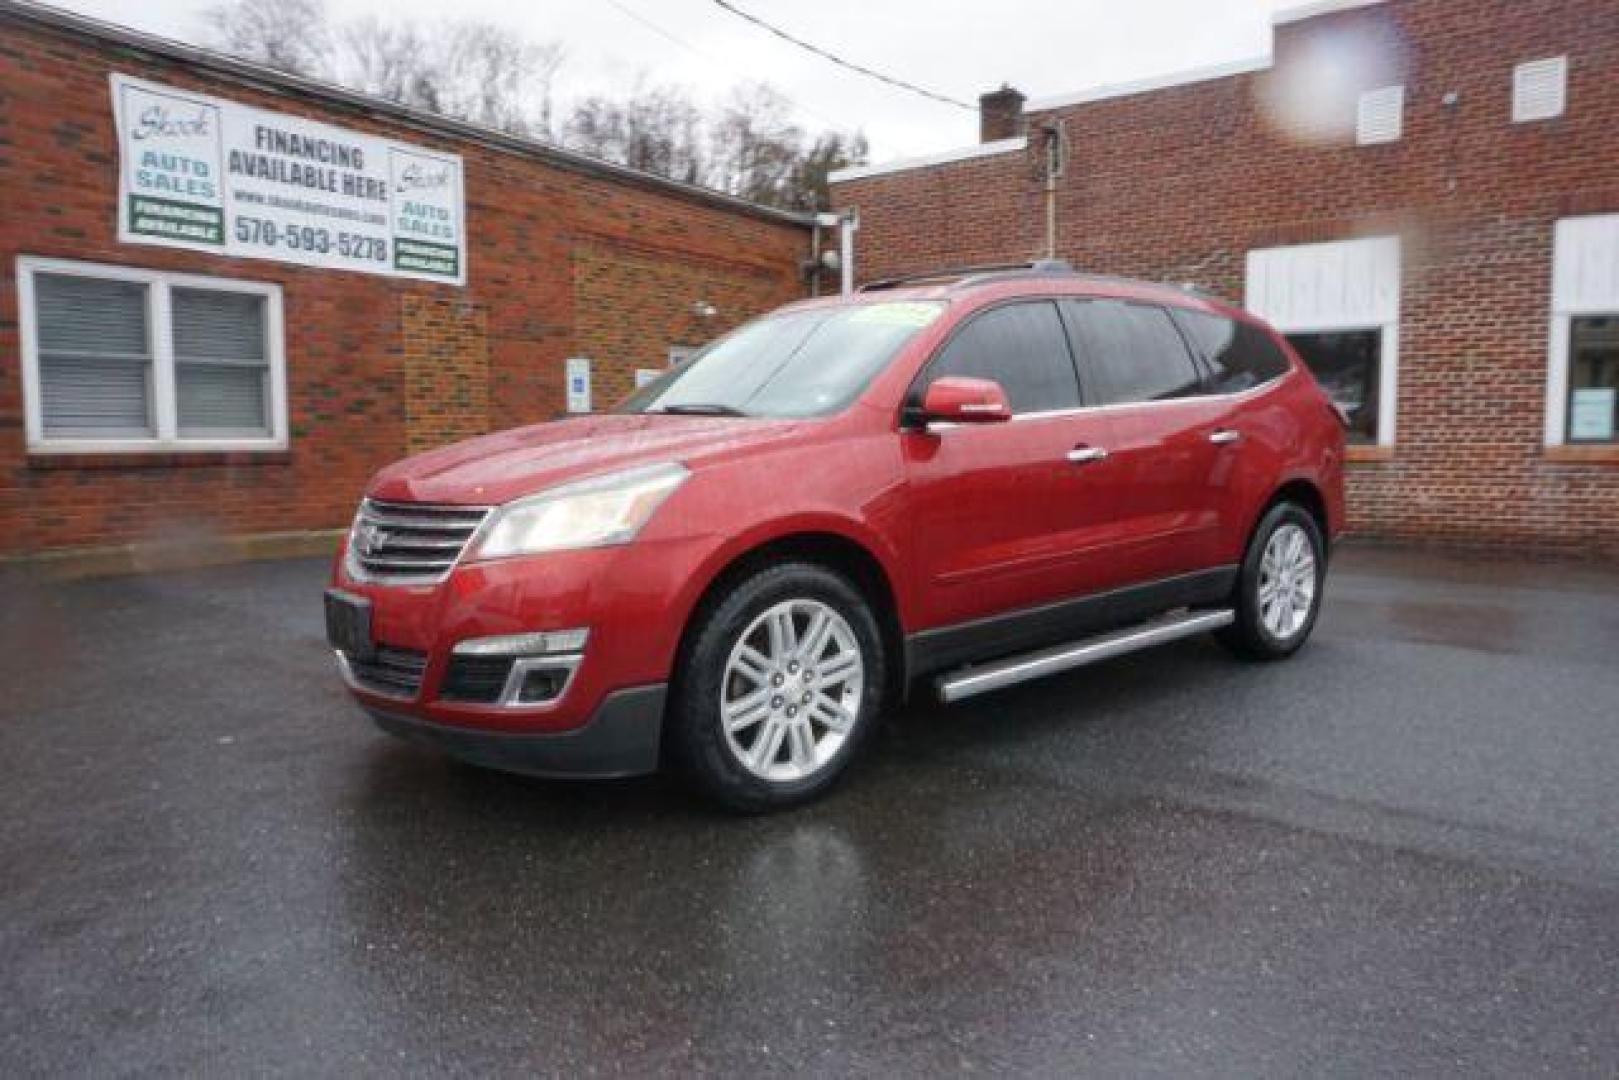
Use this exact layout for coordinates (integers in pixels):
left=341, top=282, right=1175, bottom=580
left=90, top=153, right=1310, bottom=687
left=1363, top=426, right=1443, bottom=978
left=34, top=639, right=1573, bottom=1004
left=1166, top=281, right=1230, bottom=305
left=858, top=258, right=1074, bottom=292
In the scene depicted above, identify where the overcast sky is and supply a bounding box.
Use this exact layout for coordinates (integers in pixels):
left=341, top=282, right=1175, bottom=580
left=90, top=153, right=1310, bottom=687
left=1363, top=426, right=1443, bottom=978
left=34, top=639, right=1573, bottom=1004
left=53, top=0, right=1308, bottom=160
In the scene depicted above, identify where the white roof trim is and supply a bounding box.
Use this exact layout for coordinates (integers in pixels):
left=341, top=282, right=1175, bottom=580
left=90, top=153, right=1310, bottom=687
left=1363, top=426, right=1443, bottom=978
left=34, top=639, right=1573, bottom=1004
left=829, top=136, right=1026, bottom=184
left=1272, top=0, right=1388, bottom=26
left=1025, top=56, right=1271, bottom=113
left=1025, top=0, right=1390, bottom=115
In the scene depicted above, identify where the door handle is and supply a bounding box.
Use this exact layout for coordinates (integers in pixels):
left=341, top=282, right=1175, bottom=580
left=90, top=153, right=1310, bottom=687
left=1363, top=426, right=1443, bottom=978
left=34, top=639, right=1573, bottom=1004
left=1208, top=429, right=1242, bottom=445
left=1066, top=446, right=1109, bottom=464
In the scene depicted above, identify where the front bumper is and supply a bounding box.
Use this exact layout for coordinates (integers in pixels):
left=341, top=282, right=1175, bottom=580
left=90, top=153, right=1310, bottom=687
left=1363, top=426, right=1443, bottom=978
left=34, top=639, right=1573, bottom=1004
left=329, top=534, right=713, bottom=734
left=363, top=684, right=668, bottom=779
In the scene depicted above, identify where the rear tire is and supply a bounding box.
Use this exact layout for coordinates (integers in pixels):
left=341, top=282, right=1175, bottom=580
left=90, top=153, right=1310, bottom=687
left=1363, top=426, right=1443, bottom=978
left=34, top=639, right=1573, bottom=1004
left=667, top=562, right=886, bottom=813
left=1216, top=502, right=1326, bottom=661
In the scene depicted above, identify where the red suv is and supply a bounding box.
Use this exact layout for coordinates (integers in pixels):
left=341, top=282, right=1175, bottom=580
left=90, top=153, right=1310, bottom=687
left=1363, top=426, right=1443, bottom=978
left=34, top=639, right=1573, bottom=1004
left=327, top=262, right=1345, bottom=810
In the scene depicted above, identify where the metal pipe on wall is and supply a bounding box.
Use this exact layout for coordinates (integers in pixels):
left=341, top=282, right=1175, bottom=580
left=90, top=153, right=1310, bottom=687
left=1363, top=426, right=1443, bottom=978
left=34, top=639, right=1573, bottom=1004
left=840, top=211, right=858, bottom=295
left=1041, top=122, right=1066, bottom=261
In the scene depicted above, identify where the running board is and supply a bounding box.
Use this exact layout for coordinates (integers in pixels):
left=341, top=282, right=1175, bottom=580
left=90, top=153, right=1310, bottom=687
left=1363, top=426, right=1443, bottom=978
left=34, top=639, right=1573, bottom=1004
left=934, top=609, right=1235, bottom=704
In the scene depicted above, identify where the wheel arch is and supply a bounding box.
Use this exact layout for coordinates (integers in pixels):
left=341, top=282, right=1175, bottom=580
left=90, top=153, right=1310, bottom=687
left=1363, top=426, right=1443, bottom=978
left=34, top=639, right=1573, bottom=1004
left=1258, top=477, right=1331, bottom=557
left=670, top=527, right=909, bottom=713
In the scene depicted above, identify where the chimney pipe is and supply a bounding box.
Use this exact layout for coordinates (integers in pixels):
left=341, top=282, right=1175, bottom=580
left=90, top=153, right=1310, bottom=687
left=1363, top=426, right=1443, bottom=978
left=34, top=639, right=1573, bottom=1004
left=978, top=85, right=1026, bottom=143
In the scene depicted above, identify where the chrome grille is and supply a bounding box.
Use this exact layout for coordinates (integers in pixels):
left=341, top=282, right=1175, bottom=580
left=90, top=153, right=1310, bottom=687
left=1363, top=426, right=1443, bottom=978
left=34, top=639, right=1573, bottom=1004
left=346, top=498, right=490, bottom=584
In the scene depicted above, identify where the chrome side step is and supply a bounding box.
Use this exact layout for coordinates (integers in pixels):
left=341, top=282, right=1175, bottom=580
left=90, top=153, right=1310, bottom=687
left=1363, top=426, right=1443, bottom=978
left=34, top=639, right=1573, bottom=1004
left=934, top=609, right=1235, bottom=704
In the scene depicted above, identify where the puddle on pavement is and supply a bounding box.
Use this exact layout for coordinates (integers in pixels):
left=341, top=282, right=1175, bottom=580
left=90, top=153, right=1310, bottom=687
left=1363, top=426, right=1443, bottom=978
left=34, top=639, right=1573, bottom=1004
left=1381, top=600, right=1526, bottom=654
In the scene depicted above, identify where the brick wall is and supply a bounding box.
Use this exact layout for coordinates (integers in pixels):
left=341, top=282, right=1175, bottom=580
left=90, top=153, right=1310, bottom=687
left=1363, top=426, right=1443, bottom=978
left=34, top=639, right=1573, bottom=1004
left=834, top=0, right=1619, bottom=556
left=842, top=150, right=1042, bottom=278
left=403, top=296, right=489, bottom=454
left=0, top=13, right=809, bottom=556
left=571, top=243, right=793, bottom=407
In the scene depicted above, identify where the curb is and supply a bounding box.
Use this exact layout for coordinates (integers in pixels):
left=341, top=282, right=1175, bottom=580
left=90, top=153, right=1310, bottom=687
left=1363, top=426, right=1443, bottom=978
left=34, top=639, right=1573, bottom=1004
left=1, top=529, right=345, bottom=582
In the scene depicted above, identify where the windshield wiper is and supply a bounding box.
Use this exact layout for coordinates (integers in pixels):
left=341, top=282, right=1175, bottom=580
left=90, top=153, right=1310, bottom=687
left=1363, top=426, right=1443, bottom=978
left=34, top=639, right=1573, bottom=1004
left=648, top=403, right=750, bottom=417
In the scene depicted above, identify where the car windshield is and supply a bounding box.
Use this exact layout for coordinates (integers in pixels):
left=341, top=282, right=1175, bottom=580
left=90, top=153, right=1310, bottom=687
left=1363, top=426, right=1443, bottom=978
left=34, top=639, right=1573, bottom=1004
left=619, top=300, right=945, bottom=419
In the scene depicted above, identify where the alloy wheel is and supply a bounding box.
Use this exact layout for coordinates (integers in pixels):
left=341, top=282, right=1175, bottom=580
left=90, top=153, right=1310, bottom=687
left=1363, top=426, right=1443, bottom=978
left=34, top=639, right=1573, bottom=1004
left=1258, top=522, right=1318, bottom=640
left=720, top=599, right=864, bottom=782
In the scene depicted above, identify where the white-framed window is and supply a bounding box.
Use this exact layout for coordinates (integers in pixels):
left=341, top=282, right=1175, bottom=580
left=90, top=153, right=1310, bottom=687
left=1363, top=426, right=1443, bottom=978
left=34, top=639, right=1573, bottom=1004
left=1356, top=85, right=1404, bottom=146
left=17, top=257, right=287, bottom=454
left=1513, top=56, right=1568, bottom=123
left=1245, top=236, right=1402, bottom=446
left=1545, top=215, right=1619, bottom=446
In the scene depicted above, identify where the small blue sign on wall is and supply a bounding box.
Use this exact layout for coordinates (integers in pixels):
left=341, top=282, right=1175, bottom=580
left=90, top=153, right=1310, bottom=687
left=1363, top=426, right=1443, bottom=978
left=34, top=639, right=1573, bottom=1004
left=565, top=358, right=592, bottom=413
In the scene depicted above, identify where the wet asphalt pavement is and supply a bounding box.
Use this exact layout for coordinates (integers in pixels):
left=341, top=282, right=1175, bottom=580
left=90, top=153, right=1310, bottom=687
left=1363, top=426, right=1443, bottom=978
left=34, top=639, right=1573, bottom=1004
left=2, top=546, right=1617, bottom=1076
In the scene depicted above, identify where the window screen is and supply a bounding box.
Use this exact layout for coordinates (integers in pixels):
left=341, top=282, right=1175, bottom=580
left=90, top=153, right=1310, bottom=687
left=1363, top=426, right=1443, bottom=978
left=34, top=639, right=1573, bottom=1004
left=1567, top=316, right=1619, bottom=444
left=172, top=288, right=270, bottom=436
left=1065, top=300, right=1201, bottom=405
left=1287, top=330, right=1382, bottom=443
left=1173, top=309, right=1292, bottom=394
left=35, top=274, right=153, bottom=437
left=925, top=301, right=1080, bottom=414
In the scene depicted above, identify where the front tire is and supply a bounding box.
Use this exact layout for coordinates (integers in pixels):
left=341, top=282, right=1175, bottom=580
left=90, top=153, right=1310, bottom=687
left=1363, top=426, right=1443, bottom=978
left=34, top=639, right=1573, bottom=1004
left=1217, top=502, right=1326, bottom=661
left=667, top=562, right=886, bottom=812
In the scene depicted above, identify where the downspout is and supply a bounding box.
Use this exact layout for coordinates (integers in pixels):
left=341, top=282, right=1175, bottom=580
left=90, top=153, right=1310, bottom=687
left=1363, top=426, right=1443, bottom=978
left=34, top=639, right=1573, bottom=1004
left=1041, top=121, right=1066, bottom=260
left=809, top=215, right=824, bottom=298
left=840, top=210, right=858, bottom=295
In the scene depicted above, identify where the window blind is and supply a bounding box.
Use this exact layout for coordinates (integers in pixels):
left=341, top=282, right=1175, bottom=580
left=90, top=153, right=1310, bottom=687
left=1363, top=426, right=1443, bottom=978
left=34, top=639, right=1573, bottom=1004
left=172, top=287, right=270, bottom=436
left=35, top=273, right=153, bottom=436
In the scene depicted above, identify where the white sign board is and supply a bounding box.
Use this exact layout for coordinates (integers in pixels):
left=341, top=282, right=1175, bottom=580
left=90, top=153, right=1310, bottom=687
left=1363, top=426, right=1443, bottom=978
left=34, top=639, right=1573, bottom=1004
left=110, top=74, right=466, bottom=285
left=566, top=358, right=592, bottom=413
left=1570, top=387, right=1616, bottom=441
left=635, top=368, right=661, bottom=388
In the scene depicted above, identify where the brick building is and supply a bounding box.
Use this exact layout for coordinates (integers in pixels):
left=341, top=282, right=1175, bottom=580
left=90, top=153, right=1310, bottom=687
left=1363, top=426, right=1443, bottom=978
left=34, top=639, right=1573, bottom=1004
left=0, top=1, right=814, bottom=562
left=832, top=0, right=1619, bottom=556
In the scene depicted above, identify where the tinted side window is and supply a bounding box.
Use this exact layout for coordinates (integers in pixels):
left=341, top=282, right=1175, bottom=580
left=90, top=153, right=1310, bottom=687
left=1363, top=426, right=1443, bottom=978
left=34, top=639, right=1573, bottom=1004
left=926, top=301, right=1080, bottom=414
left=1174, top=309, right=1292, bottom=395
left=1066, top=300, right=1202, bottom=405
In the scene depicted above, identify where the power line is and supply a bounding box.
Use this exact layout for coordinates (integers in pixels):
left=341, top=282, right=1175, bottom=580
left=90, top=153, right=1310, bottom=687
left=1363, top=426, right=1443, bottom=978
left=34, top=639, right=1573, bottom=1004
left=708, top=0, right=975, bottom=112
left=599, top=0, right=847, bottom=129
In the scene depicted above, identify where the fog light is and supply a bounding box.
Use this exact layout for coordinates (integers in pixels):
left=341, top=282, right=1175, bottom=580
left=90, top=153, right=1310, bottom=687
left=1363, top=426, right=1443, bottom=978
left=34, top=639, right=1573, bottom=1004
left=454, top=628, right=589, bottom=657
left=504, top=656, right=581, bottom=706
left=517, top=665, right=570, bottom=703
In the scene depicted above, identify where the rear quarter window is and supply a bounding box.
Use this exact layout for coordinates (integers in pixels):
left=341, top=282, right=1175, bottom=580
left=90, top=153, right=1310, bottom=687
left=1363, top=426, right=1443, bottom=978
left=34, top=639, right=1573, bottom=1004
left=1063, top=299, right=1202, bottom=405
left=1172, top=309, right=1292, bottom=395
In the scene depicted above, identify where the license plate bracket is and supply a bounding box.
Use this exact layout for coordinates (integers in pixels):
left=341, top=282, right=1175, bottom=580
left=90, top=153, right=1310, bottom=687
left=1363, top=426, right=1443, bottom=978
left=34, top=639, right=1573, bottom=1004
left=324, top=589, right=375, bottom=663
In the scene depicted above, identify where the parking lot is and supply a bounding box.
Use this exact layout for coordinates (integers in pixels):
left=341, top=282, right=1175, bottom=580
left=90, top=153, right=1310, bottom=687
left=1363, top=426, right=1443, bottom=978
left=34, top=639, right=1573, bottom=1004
left=2, top=546, right=1616, bottom=1076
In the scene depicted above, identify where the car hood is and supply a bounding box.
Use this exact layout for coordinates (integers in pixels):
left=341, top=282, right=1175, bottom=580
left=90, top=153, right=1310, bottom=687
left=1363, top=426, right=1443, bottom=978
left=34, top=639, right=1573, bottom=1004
left=367, top=413, right=806, bottom=506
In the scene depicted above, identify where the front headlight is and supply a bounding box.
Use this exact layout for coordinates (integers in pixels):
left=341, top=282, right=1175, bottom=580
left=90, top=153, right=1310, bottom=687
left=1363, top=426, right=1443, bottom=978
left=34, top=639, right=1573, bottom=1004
left=468, top=462, right=689, bottom=560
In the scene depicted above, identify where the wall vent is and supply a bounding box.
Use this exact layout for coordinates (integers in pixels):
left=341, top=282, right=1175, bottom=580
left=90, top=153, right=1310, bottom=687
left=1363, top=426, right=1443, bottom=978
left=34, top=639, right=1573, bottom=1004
left=1513, top=57, right=1567, bottom=122
left=1356, top=85, right=1404, bottom=145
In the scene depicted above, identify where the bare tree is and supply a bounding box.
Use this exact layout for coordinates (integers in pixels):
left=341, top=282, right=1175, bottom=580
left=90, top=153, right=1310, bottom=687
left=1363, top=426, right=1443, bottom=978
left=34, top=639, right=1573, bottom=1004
left=205, top=0, right=562, bottom=137
left=564, top=84, right=708, bottom=185
left=332, top=16, right=430, bottom=106
left=203, top=0, right=333, bottom=78
left=708, top=84, right=801, bottom=205
left=337, top=19, right=563, bottom=136
left=202, top=0, right=863, bottom=209
left=436, top=23, right=564, bottom=136
left=786, top=131, right=869, bottom=212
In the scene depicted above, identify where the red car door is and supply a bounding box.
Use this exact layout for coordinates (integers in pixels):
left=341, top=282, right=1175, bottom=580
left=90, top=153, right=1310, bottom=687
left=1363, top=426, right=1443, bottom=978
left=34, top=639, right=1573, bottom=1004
left=902, top=301, right=1122, bottom=630
left=1167, top=308, right=1307, bottom=565
left=1062, top=298, right=1230, bottom=582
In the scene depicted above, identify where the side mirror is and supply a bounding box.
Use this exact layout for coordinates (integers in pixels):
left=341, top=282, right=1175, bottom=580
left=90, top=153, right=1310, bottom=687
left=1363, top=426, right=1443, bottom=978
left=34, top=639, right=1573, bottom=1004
left=917, top=376, right=1012, bottom=425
